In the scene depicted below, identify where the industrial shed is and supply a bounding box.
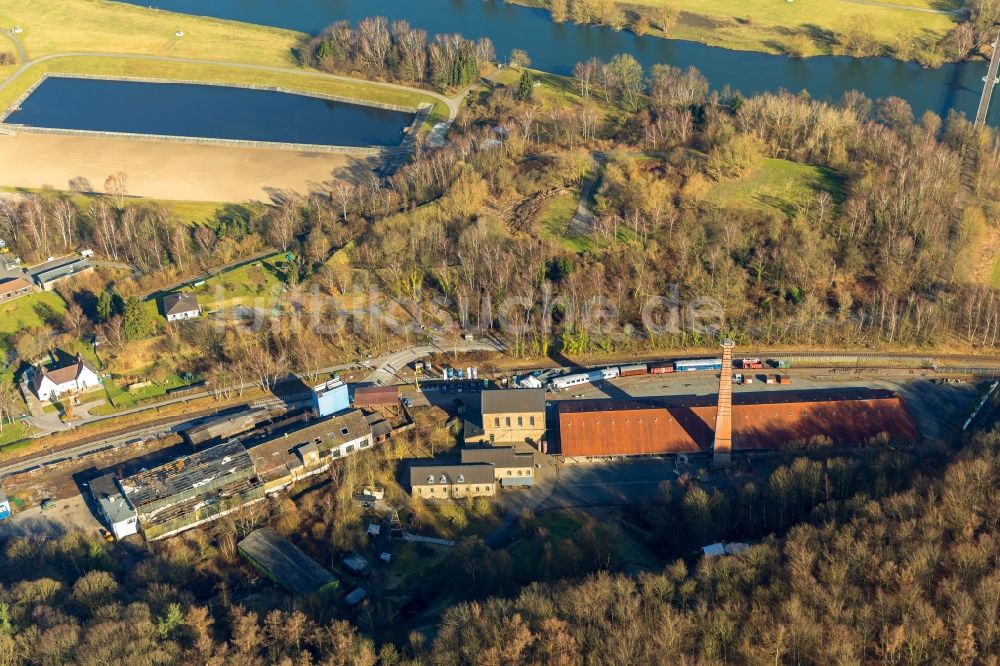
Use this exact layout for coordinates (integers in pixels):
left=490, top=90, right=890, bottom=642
left=239, top=528, right=338, bottom=596
left=556, top=388, right=916, bottom=457
left=353, top=385, right=400, bottom=407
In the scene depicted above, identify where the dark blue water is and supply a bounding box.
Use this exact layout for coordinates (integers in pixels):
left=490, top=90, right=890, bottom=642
left=121, top=0, right=994, bottom=125
left=6, top=76, right=415, bottom=146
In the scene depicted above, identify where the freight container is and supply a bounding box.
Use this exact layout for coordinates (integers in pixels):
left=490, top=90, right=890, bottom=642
left=649, top=362, right=675, bottom=374
left=744, top=376, right=754, bottom=384
left=765, top=375, right=776, bottom=385
left=619, top=364, right=648, bottom=377
left=769, top=359, right=791, bottom=369
left=777, top=374, right=791, bottom=385
left=740, top=358, right=763, bottom=369
left=674, top=358, right=723, bottom=372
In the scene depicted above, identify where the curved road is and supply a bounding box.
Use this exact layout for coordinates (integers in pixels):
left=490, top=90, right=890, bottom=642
left=0, top=33, right=465, bottom=121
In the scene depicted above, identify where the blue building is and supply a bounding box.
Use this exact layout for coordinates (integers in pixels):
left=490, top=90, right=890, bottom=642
left=0, top=485, right=11, bottom=521
left=312, top=378, right=349, bottom=417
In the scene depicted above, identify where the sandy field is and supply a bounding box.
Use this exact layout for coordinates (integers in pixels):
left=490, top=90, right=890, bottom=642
left=0, top=131, right=379, bottom=202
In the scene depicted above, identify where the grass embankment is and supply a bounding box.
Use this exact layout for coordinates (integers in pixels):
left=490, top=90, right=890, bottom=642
left=516, top=0, right=959, bottom=60
left=0, top=0, right=449, bottom=123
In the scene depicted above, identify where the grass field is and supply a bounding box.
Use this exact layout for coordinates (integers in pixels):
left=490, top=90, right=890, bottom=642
left=0, top=291, right=67, bottom=342
left=0, top=0, right=299, bottom=66
left=0, top=424, right=34, bottom=454
left=518, top=0, right=959, bottom=59
left=705, top=157, right=844, bottom=217
left=187, top=253, right=290, bottom=309
left=990, top=254, right=1000, bottom=289
left=538, top=191, right=592, bottom=253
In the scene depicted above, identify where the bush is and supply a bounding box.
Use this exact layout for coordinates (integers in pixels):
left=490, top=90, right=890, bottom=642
left=0, top=52, right=15, bottom=66
left=705, top=134, right=763, bottom=181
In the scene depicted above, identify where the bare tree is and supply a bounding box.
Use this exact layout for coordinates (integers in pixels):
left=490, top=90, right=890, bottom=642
left=104, top=172, right=128, bottom=211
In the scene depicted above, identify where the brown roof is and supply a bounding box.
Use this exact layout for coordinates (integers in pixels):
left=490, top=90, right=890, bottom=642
left=481, top=388, right=545, bottom=415
left=32, top=354, right=97, bottom=391
left=249, top=409, right=372, bottom=458
left=353, top=385, right=400, bottom=406
left=0, top=277, right=31, bottom=296
left=556, top=389, right=917, bottom=457
left=460, top=446, right=534, bottom=468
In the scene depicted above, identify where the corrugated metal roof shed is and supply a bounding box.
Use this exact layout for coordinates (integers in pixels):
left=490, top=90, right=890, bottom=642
left=481, top=388, right=545, bottom=414
left=556, top=389, right=916, bottom=457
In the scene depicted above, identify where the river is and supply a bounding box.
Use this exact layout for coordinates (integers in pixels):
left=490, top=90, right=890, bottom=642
left=120, top=0, right=992, bottom=125
left=5, top=76, right=414, bottom=146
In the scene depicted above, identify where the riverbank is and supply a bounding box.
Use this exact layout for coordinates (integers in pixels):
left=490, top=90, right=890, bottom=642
left=513, top=0, right=960, bottom=62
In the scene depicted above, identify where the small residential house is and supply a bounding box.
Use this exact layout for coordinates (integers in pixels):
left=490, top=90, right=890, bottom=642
left=467, top=388, right=546, bottom=445
left=460, top=446, right=536, bottom=487
left=408, top=463, right=496, bottom=499
left=162, top=293, right=200, bottom=322
left=90, top=473, right=138, bottom=539
left=31, top=354, right=100, bottom=402
left=0, top=277, right=33, bottom=302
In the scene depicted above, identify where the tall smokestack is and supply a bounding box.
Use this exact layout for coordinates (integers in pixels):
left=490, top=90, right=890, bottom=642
left=713, top=339, right=734, bottom=467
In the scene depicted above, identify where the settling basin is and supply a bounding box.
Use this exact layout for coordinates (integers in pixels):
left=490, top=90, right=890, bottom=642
left=4, top=76, right=416, bottom=148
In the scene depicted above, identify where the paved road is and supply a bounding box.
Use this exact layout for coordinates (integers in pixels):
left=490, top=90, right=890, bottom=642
left=1, top=30, right=27, bottom=65
left=0, top=45, right=467, bottom=121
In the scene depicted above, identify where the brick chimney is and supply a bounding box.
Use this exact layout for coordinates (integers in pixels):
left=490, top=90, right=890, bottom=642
left=713, top=339, right=734, bottom=467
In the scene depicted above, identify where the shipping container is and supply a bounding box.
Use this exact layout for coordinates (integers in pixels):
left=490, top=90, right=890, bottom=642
left=777, top=374, right=792, bottom=385
left=769, top=359, right=791, bottom=369
left=739, top=358, right=763, bottom=369
left=649, top=362, right=675, bottom=375
left=765, top=376, right=776, bottom=384
left=674, top=358, right=723, bottom=372
left=619, top=364, right=648, bottom=377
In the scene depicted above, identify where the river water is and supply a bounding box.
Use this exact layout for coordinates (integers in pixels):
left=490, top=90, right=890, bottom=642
left=6, top=76, right=415, bottom=146
left=121, top=0, right=992, bottom=125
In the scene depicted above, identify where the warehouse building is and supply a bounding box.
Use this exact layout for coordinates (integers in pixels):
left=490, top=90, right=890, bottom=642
left=246, top=409, right=374, bottom=492
left=119, top=439, right=261, bottom=540
left=460, top=446, right=535, bottom=487
left=239, top=527, right=338, bottom=596
left=556, top=388, right=916, bottom=457
left=466, top=388, right=546, bottom=445
left=312, top=378, right=350, bottom=417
